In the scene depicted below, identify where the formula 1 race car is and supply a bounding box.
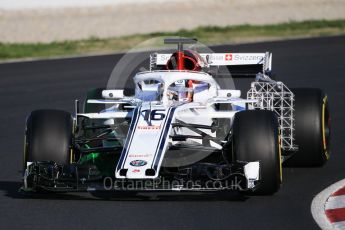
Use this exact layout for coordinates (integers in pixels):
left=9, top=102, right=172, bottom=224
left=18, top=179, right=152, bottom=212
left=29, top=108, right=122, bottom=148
left=22, top=38, right=331, bottom=195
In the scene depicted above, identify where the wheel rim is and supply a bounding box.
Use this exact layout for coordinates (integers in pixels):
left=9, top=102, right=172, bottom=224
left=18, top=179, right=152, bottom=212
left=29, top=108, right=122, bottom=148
left=322, top=96, right=331, bottom=159
left=278, top=133, right=283, bottom=183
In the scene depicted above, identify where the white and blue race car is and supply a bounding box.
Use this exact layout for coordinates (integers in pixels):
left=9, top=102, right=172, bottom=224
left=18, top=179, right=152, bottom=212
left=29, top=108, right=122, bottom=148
left=22, top=38, right=330, bottom=195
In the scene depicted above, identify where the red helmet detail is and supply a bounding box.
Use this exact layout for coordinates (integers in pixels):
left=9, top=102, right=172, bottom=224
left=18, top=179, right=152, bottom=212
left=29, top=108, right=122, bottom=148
left=166, top=50, right=202, bottom=71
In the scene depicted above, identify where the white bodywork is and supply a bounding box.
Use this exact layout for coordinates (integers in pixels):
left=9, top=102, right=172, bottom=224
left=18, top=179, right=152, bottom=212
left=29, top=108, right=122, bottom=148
left=79, top=70, right=256, bottom=179
left=77, top=51, right=293, bottom=182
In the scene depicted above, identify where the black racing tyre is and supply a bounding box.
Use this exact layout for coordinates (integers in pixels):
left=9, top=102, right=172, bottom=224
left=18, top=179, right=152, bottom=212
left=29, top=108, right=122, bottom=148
left=284, top=88, right=330, bottom=167
left=232, top=110, right=282, bottom=195
left=24, top=110, right=73, bottom=170
left=83, top=88, right=106, bottom=113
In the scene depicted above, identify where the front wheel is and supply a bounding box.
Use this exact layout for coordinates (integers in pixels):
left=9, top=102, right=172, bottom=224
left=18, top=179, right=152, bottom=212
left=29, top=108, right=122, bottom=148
left=24, top=110, right=73, bottom=170
left=232, top=110, right=282, bottom=195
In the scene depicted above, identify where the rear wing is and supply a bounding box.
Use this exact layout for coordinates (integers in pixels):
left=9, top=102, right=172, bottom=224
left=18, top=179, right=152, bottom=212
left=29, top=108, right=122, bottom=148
left=150, top=52, right=272, bottom=76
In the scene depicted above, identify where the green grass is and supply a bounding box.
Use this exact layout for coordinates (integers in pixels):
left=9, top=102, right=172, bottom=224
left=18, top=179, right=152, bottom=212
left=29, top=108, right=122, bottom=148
left=1, top=19, right=345, bottom=60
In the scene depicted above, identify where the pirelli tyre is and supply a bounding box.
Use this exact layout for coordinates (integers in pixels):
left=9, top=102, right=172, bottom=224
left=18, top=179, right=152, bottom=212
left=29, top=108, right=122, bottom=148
left=23, top=110, right=73, bottom=170
left=284, top=88, right=330, bottom=167
left=232, top=110, right=282, bottom=195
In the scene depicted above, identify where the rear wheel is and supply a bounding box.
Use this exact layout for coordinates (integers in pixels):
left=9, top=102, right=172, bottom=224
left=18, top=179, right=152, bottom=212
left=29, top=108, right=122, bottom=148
left=232, top=110, right=282, bottom=195
left=24, top=110, right=73, bottom=170
left=285, top=88, right=330, bottom=167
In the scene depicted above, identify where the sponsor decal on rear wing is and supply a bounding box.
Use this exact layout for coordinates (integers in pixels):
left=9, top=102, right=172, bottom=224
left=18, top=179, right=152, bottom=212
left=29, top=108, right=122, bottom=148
left=154, top=52, right=272, bottom=72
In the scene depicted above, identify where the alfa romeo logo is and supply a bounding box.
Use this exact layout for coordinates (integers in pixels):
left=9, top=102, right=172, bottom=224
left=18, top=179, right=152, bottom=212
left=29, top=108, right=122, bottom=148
left=130, top=160, right=147, bottom=167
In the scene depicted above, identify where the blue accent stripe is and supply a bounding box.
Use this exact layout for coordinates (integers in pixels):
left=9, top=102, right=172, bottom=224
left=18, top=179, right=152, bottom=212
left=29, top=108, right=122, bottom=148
left=117, top=107, right=140, bottom=170
left=150, top=108, right=172, bottom=168
left=234, top=105, right=245, bottom=111
left=153, top=107, right=176, bottom=171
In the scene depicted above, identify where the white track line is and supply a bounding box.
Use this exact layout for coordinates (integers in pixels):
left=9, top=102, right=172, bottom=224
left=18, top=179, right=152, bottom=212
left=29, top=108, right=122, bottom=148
left=311, top=179, right=345, bottom=230
left=333, top=221, right=345, bottom=230
left=326, top=195, right=345, bottom=210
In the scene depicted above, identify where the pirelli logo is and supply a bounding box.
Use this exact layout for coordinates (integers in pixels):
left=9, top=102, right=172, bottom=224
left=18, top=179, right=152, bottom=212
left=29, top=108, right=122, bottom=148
left=137, top=125, right=161, bottom=130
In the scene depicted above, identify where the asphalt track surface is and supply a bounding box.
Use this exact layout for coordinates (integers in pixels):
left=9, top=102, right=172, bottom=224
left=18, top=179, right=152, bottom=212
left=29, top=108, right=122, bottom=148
left=0, top=36, right=344, bottom=230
